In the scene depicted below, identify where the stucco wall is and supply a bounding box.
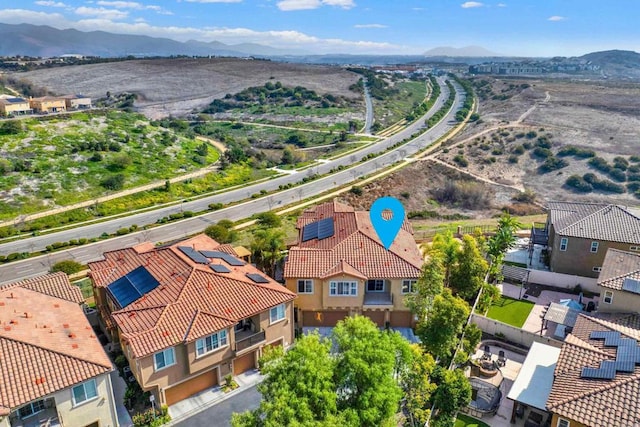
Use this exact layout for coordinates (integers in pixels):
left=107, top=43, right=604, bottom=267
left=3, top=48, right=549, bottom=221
left=597, top=288, right=640, bottom=313
left=550, top=236, right=635, bottom=278
left=54, top=373, right=118, bottom=427
left=471, top=314, right=563, bottom=349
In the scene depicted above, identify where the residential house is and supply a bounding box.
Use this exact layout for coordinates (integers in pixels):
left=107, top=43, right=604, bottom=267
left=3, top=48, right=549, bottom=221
left=88, top=234, right=296, bottom=407
left=0, top=273, right=118, bottom=427
left=283, top=200, right=423, bottom=329
left=61, top=94, right=92, bottom=110
left=28, top=96, right=66, bottom=113
left=539, top=202, right=640, bottom=278
left=597, top=248, right=640, bottom=313
left=0, top=96, right=31, bottom=116
left=546, top=313, right=640, bottom=427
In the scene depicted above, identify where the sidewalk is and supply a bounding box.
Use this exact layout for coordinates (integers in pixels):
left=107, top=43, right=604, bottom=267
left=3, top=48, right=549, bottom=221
left=110, top=370, right=134, bottom=427
left=166, top=369, right=264, bottom=425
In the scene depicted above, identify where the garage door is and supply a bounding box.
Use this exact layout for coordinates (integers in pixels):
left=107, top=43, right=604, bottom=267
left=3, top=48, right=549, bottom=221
left=302, top=310, right=349, bottom=327
left=165, top=369, right=218, bottom=406
left=363, top=310, right=386, bottom=327
left=390, top=311, right=413, bottom=328
left=233, top=351, right=256, bottom=375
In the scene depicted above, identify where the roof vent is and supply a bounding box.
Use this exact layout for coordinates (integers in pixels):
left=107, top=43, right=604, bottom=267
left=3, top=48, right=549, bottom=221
left=0, top=302, right=5, bottom=306
left=9, top=320, right=17, bottom=325
left=3, top=326, right=10, bottom=331
left=23, top=312, right=29, bottom=318
left=35, top=377, right=46, bottom=385
left=63, top=323, right=69, bottom=328
left=162, top=331, right=170, bottom=337
left=68, top=333, right=76, bottom=339
left=72, top=343, right=79, bottom=349
left=53, top=304, right=59, bottom=308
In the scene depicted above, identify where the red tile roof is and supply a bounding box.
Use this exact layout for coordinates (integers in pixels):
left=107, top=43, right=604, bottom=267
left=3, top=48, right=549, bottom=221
left=547, top=314, right=640, bottom=426
left=284, top=200, right=423, bottom=279
left=0, top=275, right=112, bottom=415
left=89, top=234, right=295, bottom=358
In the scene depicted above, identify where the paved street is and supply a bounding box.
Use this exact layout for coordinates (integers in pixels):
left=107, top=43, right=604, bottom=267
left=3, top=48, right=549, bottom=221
left=173, top=384, right=260, bottom=427
left=0, top=79, right=464, bottom=284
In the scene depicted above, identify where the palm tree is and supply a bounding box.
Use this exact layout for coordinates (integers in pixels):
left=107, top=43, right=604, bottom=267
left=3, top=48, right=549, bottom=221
left=250, top=228, right=286, bottom=278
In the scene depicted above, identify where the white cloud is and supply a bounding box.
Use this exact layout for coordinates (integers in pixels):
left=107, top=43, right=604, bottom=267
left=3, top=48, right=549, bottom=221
left=461, top=2, right=483, bottom=8
left=35, top=1, right=68, bottom=7
left=497, top=3, right=506, bottom=7
left=0, top=9, right=404, bottom=54
left=354, top=24, right=387, bottom=29
left=75, top=6, right=129, bottom=20
left=277, top=0, right=355, bottom=11
left=95, top=1, right=173, bottom=15
left=181, top=0, right=243, bottom=3
left=548, top=15, right=566, bottom=21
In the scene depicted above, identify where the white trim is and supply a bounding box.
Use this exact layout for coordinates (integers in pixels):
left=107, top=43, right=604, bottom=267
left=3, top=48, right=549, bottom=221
left=329, top=281, right=358, bottom=296
left=402, top=279, right=418, bottom=294
left=630, top=245, right=640, bottom=252
left=559, top=237, right=568, bottom=251
left=592, top=266, right=602, bottom=272
left=366, top=279, right=385, bottom=292
left=196, top=330, right=228, bottom=357
left=72, top=379, right=99, bottom=407
left=557, top=418, right=570, bottom=427
left=590, top=241, right=599, bottom=253
left=603, top=290, right=613, bottom=304
left=270, top=304, right=286, bottom=324
left=154, top=347, right=176, bottom=371
left=297, top=279, right=314, bottom=294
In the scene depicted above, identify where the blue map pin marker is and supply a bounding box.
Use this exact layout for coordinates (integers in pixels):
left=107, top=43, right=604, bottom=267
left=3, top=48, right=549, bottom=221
left=370, top=197, right=405, bottom=250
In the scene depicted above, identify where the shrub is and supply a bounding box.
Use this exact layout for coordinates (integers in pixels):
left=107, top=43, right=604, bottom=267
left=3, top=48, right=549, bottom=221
left=588, top=157, right=611, bottom=173
left=453, top=154, right=468, bottom=167
left=431, top=180, right=491, bottom=210
left=538, top=156, right=568, bottom=173
left=51, top=260, right=83, bottom=275
left=350, top=186, right=363, bottom=196
left=630, top=155, right=640, bottom=163
left=114, top=355, right=128, bottom=369
left=208, top=202, right=224, bottom=211
left=204, top=220, right=237, bottom=243
left=116, top=228, right=130, bottom=235
left=565, top=175, right=593, bottom=193
left=254, top=211, right=281, bottom=228
left=532, top=147, right=552, bottom=158
left=512, top=145, right=525, bottom=155
left=101, top=174, right=125, bottom=190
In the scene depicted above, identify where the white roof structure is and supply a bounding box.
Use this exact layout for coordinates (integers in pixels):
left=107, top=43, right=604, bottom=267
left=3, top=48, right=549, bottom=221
left=507, top=341, right=561, bottom=410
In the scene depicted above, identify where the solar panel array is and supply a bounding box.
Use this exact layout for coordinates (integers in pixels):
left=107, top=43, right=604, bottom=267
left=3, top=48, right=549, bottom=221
left=302, top=218, right=335, bottom=242
left=200, top=250, right=246, bottom=266
left=178, top=246, right=210, bottom=264
left=210, top=264, right=231, bottom=273
left=107, top=266, right=160, bottom=308
left=580, top=331, right=640, bottom=380
left=246, top=273, right=270, bottom=283
left=622, top=278, right=640, bottom=295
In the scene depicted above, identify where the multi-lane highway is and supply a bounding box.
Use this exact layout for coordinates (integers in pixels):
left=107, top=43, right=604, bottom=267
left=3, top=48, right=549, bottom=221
left=0, top=78, right=464, bottom=284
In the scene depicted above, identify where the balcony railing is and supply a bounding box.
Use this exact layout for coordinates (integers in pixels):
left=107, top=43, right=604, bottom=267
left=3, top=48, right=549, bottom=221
left=363, top=292, right=393, bottom=306
left=235, top=330, right=266, bottom=352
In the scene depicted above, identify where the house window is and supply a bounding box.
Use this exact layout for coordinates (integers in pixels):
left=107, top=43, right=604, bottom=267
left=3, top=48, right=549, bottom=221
left=402, top=280, right=418, bottom=294
left=72, top=379, right=98, bottom=406
left=270, top=304, right=286, bottom=324
left=367, top=279, right=385, bottom=292
left=593, top=266, right=602, bottom=272
left=603, top=291, right=613, bottom=304
left=154, top=347, right=176, bottom=371
left=559, top=238, right=568, bottom=251
left=630, top=246, right=640, bottom=252
left=557, top=418, right=570, bottom=427
left=330, top=281, right=358, bottom=296
left=196, top=330, right=228, bottom=356
left=590, top=242, right=599, bottom=253
left=297, top=279, right=313, bottom=294
left=18, top=400, right=45, bottom=419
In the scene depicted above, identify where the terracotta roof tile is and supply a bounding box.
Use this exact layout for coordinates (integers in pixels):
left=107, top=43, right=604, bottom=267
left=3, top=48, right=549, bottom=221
left=0, top=272, right=83, bottom=303
left=284, top=201, right=423, bottom=280
left=547, top=313, right=640, bottom=426
left=0, top=276, right=112, bottom=414
left=547, top=201, right=640, bottom=244
left=89, top=234, right=295, bottom=358
left=598, top=249, right=640, bottom=291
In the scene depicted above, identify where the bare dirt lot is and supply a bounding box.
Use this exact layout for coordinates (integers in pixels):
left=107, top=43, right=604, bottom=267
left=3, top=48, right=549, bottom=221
left=14, top=58, right=361, bottom=118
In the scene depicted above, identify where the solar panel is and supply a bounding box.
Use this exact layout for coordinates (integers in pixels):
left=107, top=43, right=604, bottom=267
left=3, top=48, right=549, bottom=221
left=302, top=221, right=319, bottom=242
left=622, top=278, right=640, bottom=295
left=246, top=273, right=270, bottom=283
left=106, top=266, right=160, bottom=309
left=582, top=331, right=640, bottom=380
left=178, top=246, right=210, bottom=264
left=317, top=218, right=335, bottom=240
left=210, top=264, right=231, bottom=273
left=200, top=250, right=246, bottom=266
left=581, top=362, right=617, bottom=380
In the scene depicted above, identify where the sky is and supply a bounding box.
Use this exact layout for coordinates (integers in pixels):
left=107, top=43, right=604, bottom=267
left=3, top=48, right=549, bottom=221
left=0, top=0, right=638, bottom=56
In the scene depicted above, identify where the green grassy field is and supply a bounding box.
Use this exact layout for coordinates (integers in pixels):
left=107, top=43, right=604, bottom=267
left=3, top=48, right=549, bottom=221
left=0, top=111, right=219, bottom=220
left=454, top=414, right=490, bottom=427
left=486, top=295, right=534, bottom=328
left=373, top=80, right=428, bottom=127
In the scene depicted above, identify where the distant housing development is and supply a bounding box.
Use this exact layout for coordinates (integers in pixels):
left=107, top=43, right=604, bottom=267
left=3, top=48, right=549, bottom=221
left=0, top=94, right=91, bottom=116
left=284, top=200, right=423, bottom=329
left=0, top=273, right=118, bottom=427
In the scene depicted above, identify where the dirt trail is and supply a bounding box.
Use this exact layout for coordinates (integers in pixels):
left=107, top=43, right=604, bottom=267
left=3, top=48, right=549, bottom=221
left=425, top=157, right=526, bottom=192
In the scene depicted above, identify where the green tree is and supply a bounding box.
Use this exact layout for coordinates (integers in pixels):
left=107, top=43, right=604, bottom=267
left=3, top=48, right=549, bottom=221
left=487, top=213, right=522, bottom=282
left=450, top=234, right=488, bottom=299
left=253, top=211, right=282, bottom=229
left=431, top=367, right=472, bottom=424
left=250, top=228, right=286, bottom=277
left=428, top=230, right=460, bottom=287
left=333, top=315, right=410, bottom=427
left=51, top=259, right=83, bottom=275
left=417, top=288, right=470, bottom=361
left=204, top=219, right=237, bottom=243
left=232, top=333, right=341, bottom=427
left=401, top=345, right=437, bottom=426
left=406, top=254, right=445, bottom=322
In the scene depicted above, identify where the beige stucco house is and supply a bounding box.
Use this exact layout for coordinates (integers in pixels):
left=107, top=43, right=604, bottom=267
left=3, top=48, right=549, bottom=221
left=89, top=234, right=296, bottom=407
left=61, top=94, right=92, bottom=109
left=596, top=248, right=640, bottom=313
left=544, top=202, right=640, bottom=278
left=0, top=273, right=118, bottom=427
left=28, top=96, right=66, bottom=113
left=284, top=200, right=424, bottom=329
left=0, top=96, right=31, bottom=116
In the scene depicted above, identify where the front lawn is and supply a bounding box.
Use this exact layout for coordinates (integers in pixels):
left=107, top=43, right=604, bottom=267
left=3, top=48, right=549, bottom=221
left=454, top=414, right=490, bottom=427
left=485, top=295, right=534, bottom=328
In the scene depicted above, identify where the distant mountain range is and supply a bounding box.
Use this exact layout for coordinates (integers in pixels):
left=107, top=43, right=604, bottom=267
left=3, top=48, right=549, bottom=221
left=423, top=46, right=502, bottom=57
left=0, top=23, right=300, bottom=58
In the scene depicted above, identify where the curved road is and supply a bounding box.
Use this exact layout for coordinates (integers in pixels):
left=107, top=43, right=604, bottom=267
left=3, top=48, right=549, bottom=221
left=0, top=78, right=464, bottom=285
